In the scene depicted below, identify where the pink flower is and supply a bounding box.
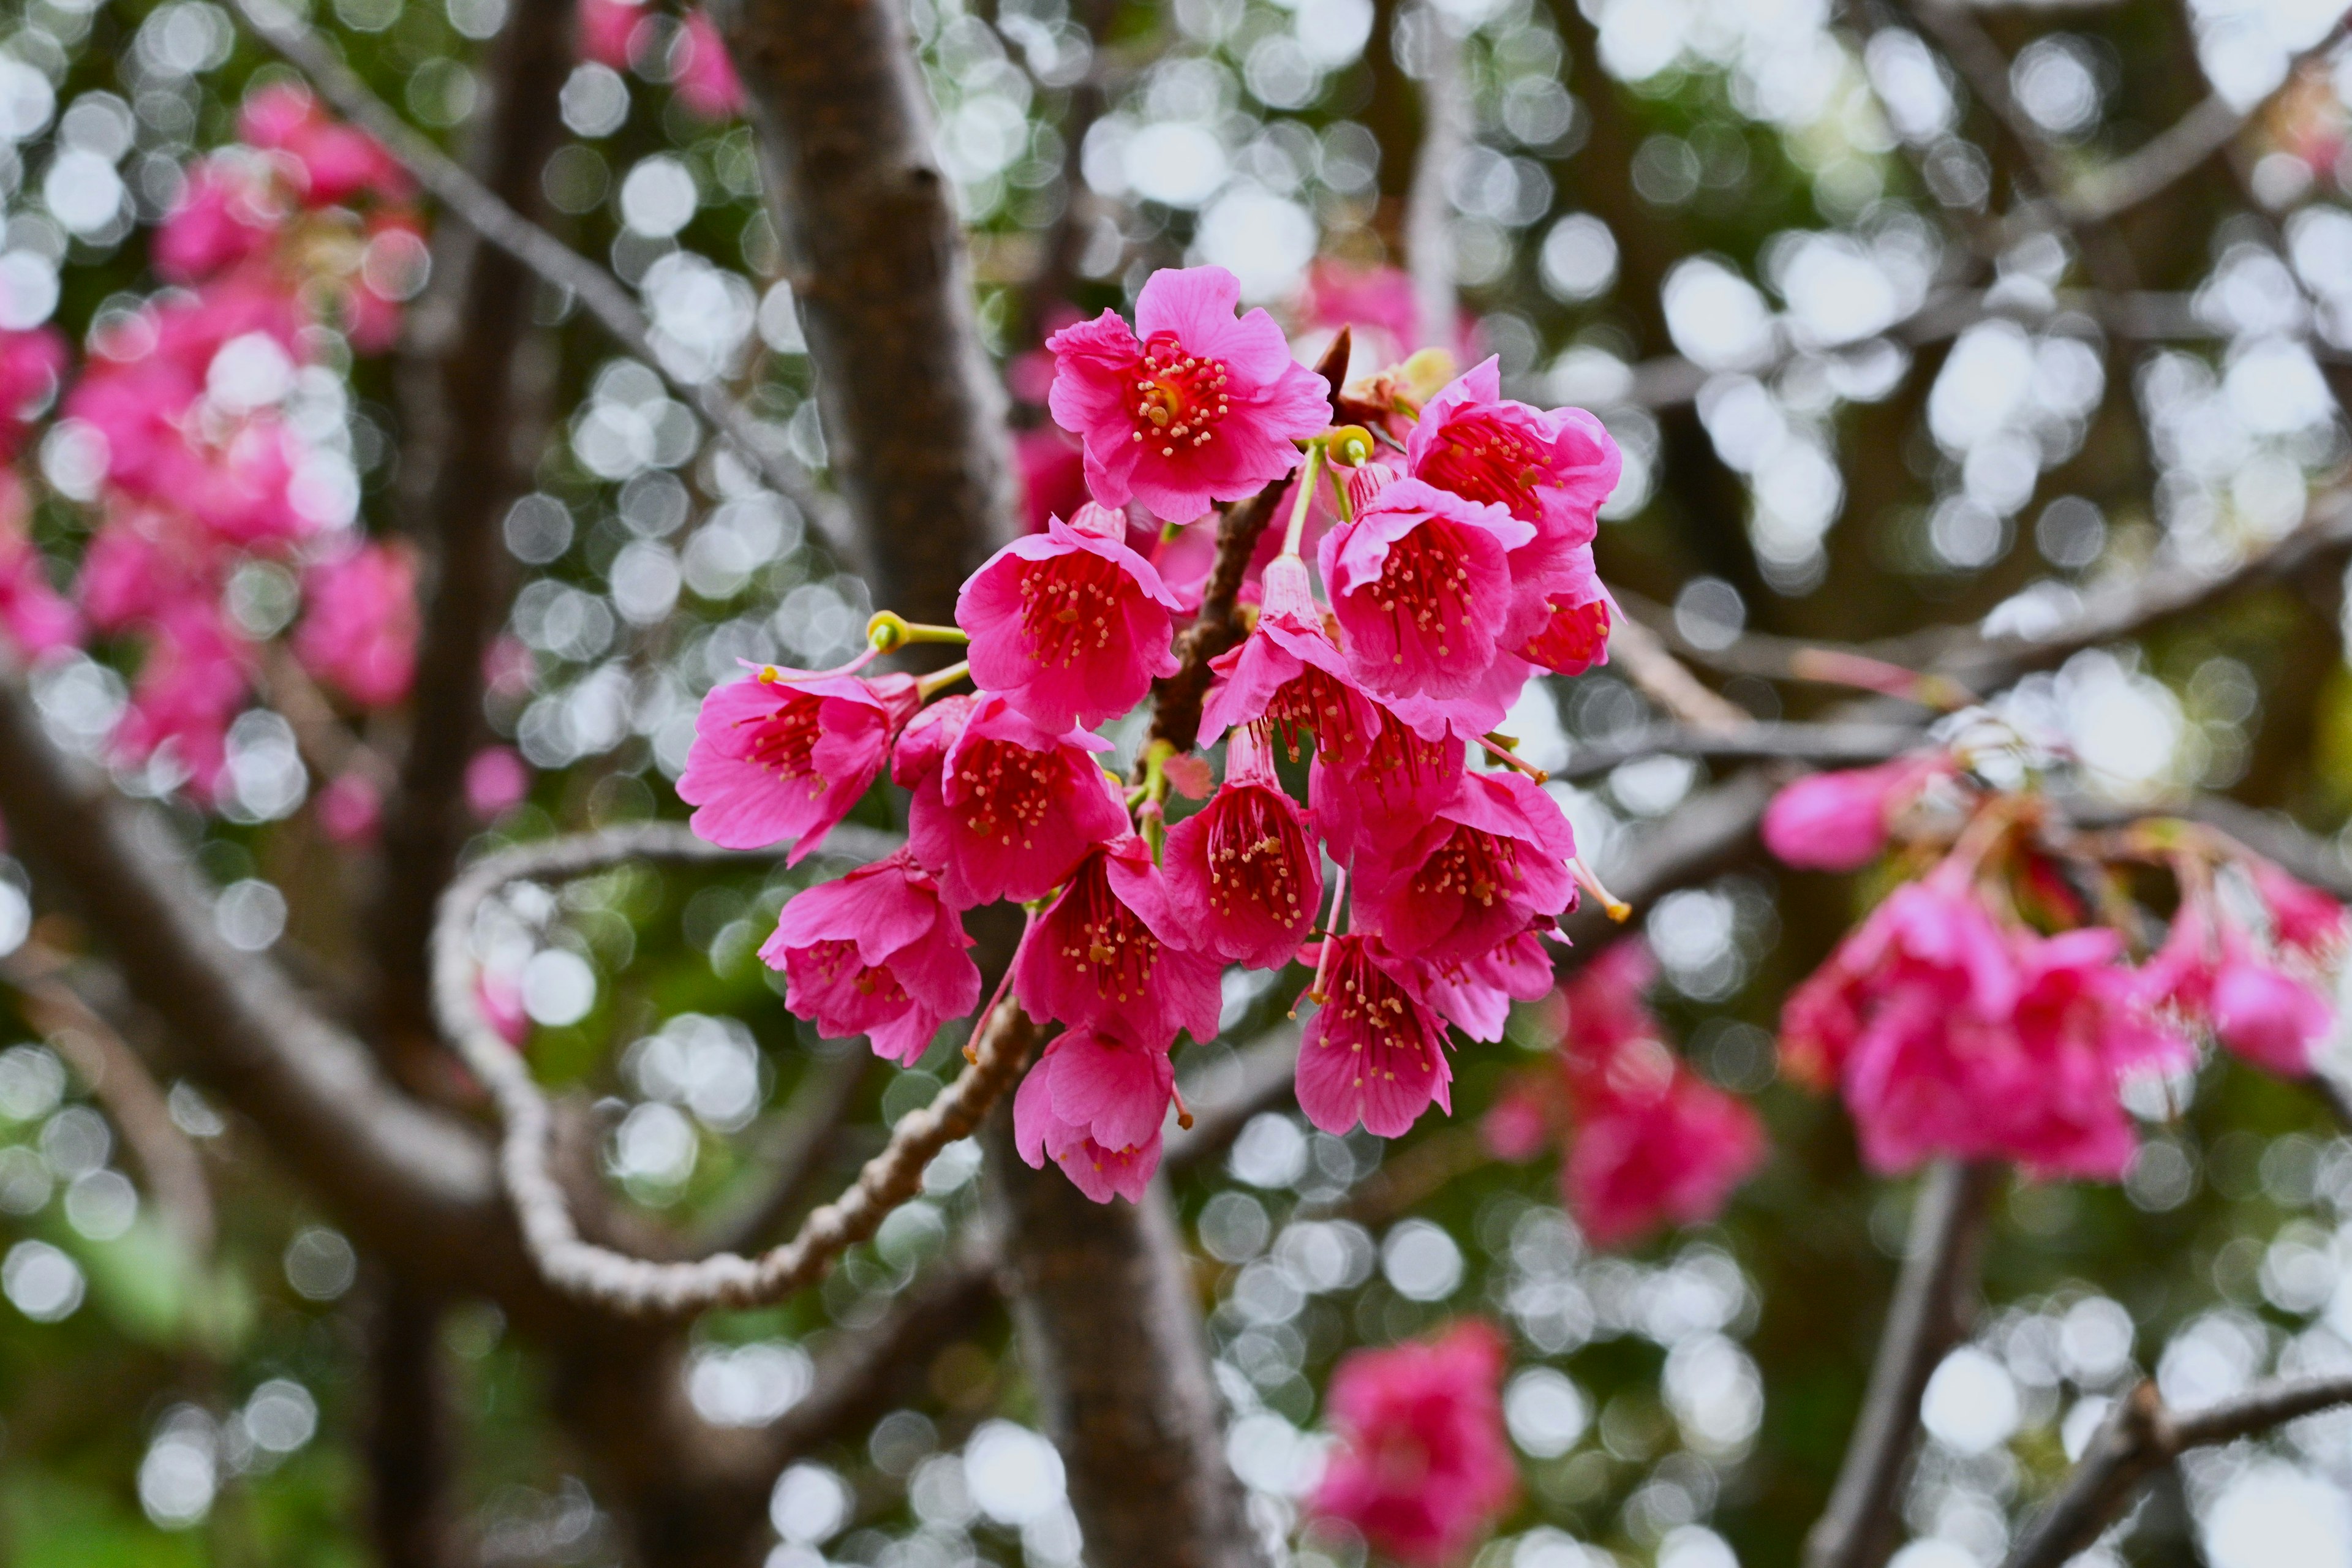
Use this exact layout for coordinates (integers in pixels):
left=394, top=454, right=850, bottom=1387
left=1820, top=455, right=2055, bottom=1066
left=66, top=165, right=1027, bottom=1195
left=1763, top=758, right=1940, bottom=873
left=2211, top=948, right=2331, bottom=1076
left=1480, top=1086, right=1551, bottom=1163
left=1012, top=1030, right=1174, bottom=1202
left=1164, top=723, right=1324, bottom=969
left=1297, top=260, right=1420, bottom=355
left=1012, top=835, right=1223, bottom=1050
left=2252, top=862, right=2348, bottom=958
left=1412, top=927, right=1555, bottom=1043
left=1512, top=548, right=1615, bottom=677
left=674, top=10, right=746, bottom=118
left=317, top=771, right=382, bottom=844
left=761, top=849, right=982, bottom=1065
left=1311, top=1320, right=1517, bottom=1568
left=0, top=325, right=67, bottom=459
left=956, top=501, right=1184, bottom=732
left=1046, top=265, right=1333, bottom=521
left=1560, top=940, right=1664, bottom=1057
left=479, top=968, right=529, bottom=1047
left=895, top=692, right=1131, bottom=908
left=1567, top=1055, right=1765, bottom=1249
left=1295, top=933, right=1455, bottom=1137
left=678, top=668, right=922, bottom=861
left=0, top=472, right=81, bottom=656
left=1355, top=769, right=1576, bottom=965
left=113, top=604, right=251, bottom=797
left=1408, top=357, right=1621, bottom=576
left=1196, top=554, right=1383, bottom=768
left=154, top=158, right=283, bottom=282
left=576, top=0, right=642, bottom=67
left=466, top=747, right=530, bottom=819
left=1308, top=706, right=1468, bottom=867
left=1015, top=426, right=1091, bottom=535
left=238, top=83, right=411, bottom=207
left=1316, top=473, right=1531, bottom=699
left=294, top=540, right=420, bottom=709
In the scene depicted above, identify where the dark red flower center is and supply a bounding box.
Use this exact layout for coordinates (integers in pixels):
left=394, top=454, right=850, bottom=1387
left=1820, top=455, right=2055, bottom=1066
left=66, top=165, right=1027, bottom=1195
left=1362, top=522, right=1476, bottom=662
left=1265, top=663, right=1365, bottom=761
left=1355, top=714, right=1453, bottom=802
left=954, top=737, right=1060, bottom=848
left=1413, top=824, right=1525, bottom=910
left=1417, top=413, right=1547, bottom=520
left=1127, top=331, right=1234, bottom=459
left=742, top=693, right=823, bottom=788
left=1054, top=859, right=1163, bottom=1002
left=1199, top=785, right=1311, bottom=926
left=801, top=938, right=907, bottom=1004
left=1016, top=549, right=1131, bottom=671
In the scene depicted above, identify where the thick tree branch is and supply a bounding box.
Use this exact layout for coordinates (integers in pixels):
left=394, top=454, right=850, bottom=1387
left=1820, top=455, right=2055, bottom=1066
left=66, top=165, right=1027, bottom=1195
left=712, top=0, right=1008, bottom=624
left=368, top=0, right=572, bottom=1071
left=2003, top=1374, right=2352, bottom=1568
left=224, top=0, right=858, bottom=565
left=1806, top=1161, right=2002, bottom=1568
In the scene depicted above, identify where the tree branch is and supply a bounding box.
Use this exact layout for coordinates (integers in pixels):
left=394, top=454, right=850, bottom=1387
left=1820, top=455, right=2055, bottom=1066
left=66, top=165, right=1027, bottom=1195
left=432, top=824, right=1033, bottom=1317
left=2002, top=1374, right=2352, bottom=1568
left=222, top=0, right=860, bottom=567
left=1806, top=1161, right=2003, bottom=1568
left=1551, top=720, right=1924, bottom=783
left=1403, top=4, right=1468, bottom=352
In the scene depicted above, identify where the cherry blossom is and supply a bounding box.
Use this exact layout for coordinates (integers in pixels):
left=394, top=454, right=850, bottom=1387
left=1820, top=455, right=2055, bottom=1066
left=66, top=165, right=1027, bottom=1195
left=895, top=692, right=1130, bottom=909
left=677, top=668, right=921, bottom=859
left=762, top=849, right=981, bottom=1065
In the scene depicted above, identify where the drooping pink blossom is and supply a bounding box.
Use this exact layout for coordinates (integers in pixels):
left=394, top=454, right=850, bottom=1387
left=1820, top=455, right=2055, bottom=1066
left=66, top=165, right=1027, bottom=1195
left=1512, top=548, right=1615, bottom=677
left=2210, top=944, right=2331, bottom=1077
left=1046, top=264, right=1332, bottom=521
left=1408, top=357, right=1621, bottom=582
left=1311, top=1319, right=1517, bottom=1568
left=761, top=848, right=982, bottom=1065
left=1317, top=473, right=1532, bottom=700
left=1196, top=555, right=1383, bottom=769
left=1412, top=927, right=1555, bottom=1044
left=1011, top=835, right=1223, bottom=1051
left=1564, top=1038, right=1765, bottom=1248
left=154, top=158, right=284, bottom=282
left=674, top=10, right=746, bottom=118
left=0, top=472, right=81, bottom=657
left=1012, top=1029, right=1174, bottom=1202
left=238, top=83, right=412, bottom=208
left=1308, top=707, right=1468, bottom=867
left=1015, top=426, right=1091, bottom=535
left=1164, top=723, right=1324, bottom=969
left=1355, top=769, right=1576, bottom=966
left=956, top=501, right=1183, bottom=732
left=0, top=325, right=68, bottom=459
left=678, top=668, right=921, bottom=860
left=294, top=540, right=420, bottom=709
left=2252, top=861, right=2348, bottom=959
left=895, top=692, right=1131, bottom=908
left=112, top=603, right=252, bottom=797
left=1294, top=933, right=1455, bottom=1137
left=1763, top=757, right=1943, bottom=873
left=466, top=746, right=530, bottom=818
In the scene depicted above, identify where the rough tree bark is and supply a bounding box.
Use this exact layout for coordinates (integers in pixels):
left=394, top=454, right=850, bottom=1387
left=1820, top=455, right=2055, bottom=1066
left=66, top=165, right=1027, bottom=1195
left=368, top=0, right=573, bottom=1068
left=713, top=0, right=1015, bottom=631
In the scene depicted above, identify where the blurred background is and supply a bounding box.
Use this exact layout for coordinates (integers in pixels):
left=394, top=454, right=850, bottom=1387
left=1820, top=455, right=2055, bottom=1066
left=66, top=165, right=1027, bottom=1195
left=8, top=0, right=2352, bottom=1564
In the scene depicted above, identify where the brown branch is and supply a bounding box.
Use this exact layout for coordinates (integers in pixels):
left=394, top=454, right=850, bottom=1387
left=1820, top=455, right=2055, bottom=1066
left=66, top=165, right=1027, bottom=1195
left=1805, top=1161, right=2003, bottom=1568
left=1605, top=616, right=1752, bottom=733
left=222, top=0, right=860, bottom=568
left=4, top=944, right=216, bottom=1260
left=366, top=0, right=570, bottom=1073
left=2003, top=1374, right=2352, bottom=1568
left=1552, top=720, right=1924, bottom=783
left=431, top=824, right=1033, bottom=1317
left=364, top=1279, right=471, bottom=1568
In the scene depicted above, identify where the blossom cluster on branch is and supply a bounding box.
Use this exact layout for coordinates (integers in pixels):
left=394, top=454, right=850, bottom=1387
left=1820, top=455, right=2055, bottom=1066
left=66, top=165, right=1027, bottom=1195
left=680, top=262, right=1640, bottom=1202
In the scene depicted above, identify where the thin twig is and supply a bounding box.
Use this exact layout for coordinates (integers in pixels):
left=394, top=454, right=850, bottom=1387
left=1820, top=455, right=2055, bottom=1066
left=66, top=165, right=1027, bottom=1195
left=222, top=0, right=861, bottom=568
left=1805, top=1161, right=2003, bottom=1568
left=1605, top=616, right=1751, bottom=733
left=431, top=822, right=1033, bottom=1317
left=1553, top=720, right=1923, bottom=782
left=2002, top=1373, right=2352, bottom=1568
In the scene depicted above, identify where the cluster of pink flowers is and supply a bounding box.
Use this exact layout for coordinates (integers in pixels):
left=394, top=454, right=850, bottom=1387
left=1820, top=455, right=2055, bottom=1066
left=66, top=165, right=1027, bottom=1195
left=1769, top=758, right=2346, bottom=1178
left=576, top=0, right=745, bottom=119
left=0, top=84, right=424, bottom=807
left=689, top=263, right=1629, bottom=1200
left=1484, top=941, right=1765, bottom=1248
left=1308, top=1318, right=1517, bottom=1564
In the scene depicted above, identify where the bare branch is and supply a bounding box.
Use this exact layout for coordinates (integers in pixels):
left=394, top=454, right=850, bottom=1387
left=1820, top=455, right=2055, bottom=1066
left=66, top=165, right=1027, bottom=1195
left=1551, top=720, right=1924, bottom=783
left=5, top=944, right=216, bottom=1260
left=1404, top=5, right=1469, bottom=352
left=2003, top=1374, right=2352, bottom=1568
left=1806, top=1161, right=2003, bottom=1568
left=221, top=0, right=861, bottom=567
left=432, top=824, right=1035, bottom=1317
left=1605, top=616, right=1751, bottom=733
